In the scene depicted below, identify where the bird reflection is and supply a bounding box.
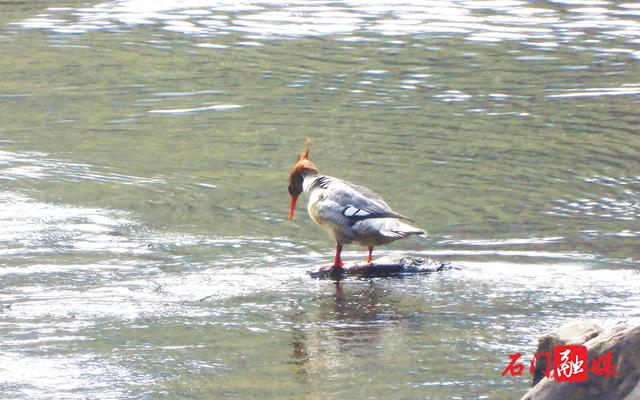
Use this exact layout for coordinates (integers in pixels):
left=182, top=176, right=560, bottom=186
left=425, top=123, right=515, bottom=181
left=290, top=280, right=408, bottom=380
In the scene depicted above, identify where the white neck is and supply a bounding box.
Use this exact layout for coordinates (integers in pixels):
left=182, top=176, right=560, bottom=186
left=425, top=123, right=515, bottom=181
left=302, top=173, right=319, bottom=193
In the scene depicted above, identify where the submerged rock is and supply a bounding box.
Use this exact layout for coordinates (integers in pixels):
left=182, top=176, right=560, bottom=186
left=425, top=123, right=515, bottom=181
left=522, top=322, right=640, bottom=400
left=308, top=255, right=457, bottom=279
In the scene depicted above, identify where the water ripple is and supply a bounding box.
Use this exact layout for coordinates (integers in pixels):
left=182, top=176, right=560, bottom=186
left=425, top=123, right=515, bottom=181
left=0, top=149, right=166, bottom=185
left=148, top=104, right=243, bottom=114
left=12, top=0, right=640, bottom=49
left=550, top=174, right=640, bottom=222
left=547, top=84, right=640, bottom=98
left=0, top=191, right=146, bottom=259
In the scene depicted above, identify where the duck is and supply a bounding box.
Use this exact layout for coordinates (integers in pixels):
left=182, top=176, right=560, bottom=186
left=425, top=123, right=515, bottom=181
left=288, top=139, right=426, bottom=269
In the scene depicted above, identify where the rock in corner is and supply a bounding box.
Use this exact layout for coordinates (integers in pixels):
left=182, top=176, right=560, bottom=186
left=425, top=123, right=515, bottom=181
left=523, top=320, right=640, bottom=400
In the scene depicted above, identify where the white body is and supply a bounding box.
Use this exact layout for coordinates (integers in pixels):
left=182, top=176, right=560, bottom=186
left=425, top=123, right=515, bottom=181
left=302, top=174, right=425, bottom=246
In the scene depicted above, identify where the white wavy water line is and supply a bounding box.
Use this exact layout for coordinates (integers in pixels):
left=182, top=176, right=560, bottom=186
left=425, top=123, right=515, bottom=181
left=148, top=104, right=243, bottom=114
left=548, top=85, right=640, bottom=98
left=12, top=0, right=640, bottom=44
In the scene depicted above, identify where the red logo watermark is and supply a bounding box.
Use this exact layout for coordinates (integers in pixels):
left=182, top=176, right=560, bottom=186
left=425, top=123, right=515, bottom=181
left=502, top=345, right=619, bottom=381
left=554, top=345, right=588, bottom=382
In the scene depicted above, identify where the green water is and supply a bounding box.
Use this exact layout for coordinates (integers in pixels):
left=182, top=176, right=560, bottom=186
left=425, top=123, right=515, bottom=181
left=1, top=1, right=639, bottom=399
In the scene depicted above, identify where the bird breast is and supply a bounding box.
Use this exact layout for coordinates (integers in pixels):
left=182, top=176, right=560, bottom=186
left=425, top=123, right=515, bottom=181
left=307, top=192, right=324, bottom=225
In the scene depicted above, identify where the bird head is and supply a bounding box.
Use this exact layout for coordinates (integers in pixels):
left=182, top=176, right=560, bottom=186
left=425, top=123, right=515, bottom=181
left=288, top=138, right=318, bottom=220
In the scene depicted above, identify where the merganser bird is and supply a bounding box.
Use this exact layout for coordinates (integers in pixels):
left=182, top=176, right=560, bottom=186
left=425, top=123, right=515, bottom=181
left=288, top=139, right=426, bottom=269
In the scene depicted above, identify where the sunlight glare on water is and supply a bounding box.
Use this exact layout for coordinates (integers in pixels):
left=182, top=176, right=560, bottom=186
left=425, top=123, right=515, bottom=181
left=12, top=0, right=640, bottom=48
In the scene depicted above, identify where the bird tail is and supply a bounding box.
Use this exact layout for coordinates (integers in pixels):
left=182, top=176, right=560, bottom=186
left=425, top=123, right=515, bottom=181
left=382, top=221, right=427, bottom=239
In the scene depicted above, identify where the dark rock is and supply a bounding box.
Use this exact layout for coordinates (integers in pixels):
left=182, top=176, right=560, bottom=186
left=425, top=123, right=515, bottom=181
left=522, top=323, right=640, bottom=400
left=531, top=321, right=604, bottom=386
left=308, top=255, right=458, bottom=279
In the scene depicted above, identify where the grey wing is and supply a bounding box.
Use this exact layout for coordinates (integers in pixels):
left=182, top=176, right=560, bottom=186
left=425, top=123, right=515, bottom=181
left=330, top=178, right=414, bottom=222
left=344, top=181, right=391, bottom=208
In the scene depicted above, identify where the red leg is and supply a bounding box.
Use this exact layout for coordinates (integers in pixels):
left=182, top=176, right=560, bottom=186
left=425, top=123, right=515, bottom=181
left=332, top=243, right=344, bottom=269
left=367, top=246, right=373, bottom=264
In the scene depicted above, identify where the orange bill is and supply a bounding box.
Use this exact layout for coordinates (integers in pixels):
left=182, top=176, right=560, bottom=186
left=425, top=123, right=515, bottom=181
left=288, top=195, right=298, bottom=220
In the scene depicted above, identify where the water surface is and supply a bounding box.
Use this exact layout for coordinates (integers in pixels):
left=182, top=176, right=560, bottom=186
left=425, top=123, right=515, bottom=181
left=1, top=1, right=639, bottom=399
